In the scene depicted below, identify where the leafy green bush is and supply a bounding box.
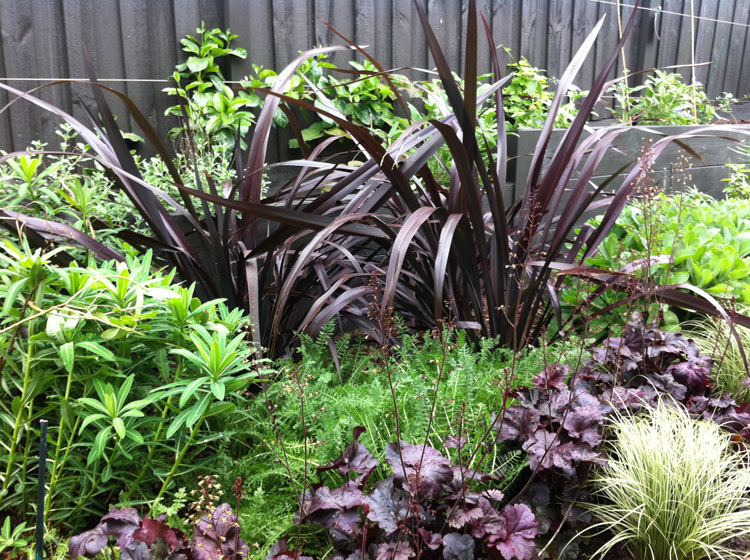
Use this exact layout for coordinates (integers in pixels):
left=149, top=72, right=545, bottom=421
left=608, top=70, right=716, bottom=125
left=0, top=239, right=261, bottom=530
left=502, top=56, right=582, bottom=129
left=164, top=23, right=257, bottom=151
left=561, top=191, right=750, bottom=337
left=583, top=401, right=750, bottom=560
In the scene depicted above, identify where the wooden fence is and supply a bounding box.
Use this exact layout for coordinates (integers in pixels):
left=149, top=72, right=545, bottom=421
left=2, top=0, right=750, bottom=155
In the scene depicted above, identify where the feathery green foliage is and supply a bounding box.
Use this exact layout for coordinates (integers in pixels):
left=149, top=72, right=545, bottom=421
left=213, top=328, right=580, bottom=557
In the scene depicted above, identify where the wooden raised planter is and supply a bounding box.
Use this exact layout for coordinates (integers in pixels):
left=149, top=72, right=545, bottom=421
left=509, top=123, right=750, bottom=206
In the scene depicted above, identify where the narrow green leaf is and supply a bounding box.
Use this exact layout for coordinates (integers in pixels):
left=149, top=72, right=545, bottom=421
left=179, top=377, right=205, bottom=409
left=112, top=417, right=126, bottom=440
left=210, top=382, right=225, bottom=401
left=185, top=393, right=211, bottom=428
left=77, top=341, right=116, bottom=361
left=59, top=342, right=75, bottom=374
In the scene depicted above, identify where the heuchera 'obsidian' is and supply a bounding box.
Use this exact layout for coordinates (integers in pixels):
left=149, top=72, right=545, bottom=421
left=270, top=428, right=538, bottom=560
left=494, top=322, right=750, bottom=553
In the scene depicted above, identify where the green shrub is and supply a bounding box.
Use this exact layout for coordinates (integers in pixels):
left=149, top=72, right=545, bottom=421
left=561, top=191, right=750, bottom=337
left=502, top=56, right=582, bottom=129
left=0, top=239, right=260, bottom=530
left=583, top=401, right=750, bottom=560
left=608, top=70, right=717, bottom=125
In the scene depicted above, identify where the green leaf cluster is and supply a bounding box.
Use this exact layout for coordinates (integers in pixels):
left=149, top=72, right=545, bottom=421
left=608, top=70, right=717, bottom=125
left=164, top=22, right=256, bottom=151
left=0, top=240, right=261, bottom=531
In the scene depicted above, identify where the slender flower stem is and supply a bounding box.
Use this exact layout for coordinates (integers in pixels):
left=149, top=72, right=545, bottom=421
left=44, top=417, right=80, bottom=522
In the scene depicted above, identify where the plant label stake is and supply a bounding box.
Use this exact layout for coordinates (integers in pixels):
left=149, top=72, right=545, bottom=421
left=35, top=419, right=48, bottom=560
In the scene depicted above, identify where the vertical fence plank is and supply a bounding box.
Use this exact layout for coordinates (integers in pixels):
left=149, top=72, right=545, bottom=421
left=707, top=1, right=737, bottom=98
left=354, top=0, right=376, bottom=64
left=117, top=0, right=178, bottom=142
left=633, top=0, right=660, bottom=84
left=392, top=0, right=428, bottom=80
left=372, top=0, right=394, bottom=70
left=0, top=5, right=12, bottom=151
left=491, top=0, right=522, bottom=69
left=546, top=0, right=573, bottom=80
left=520, top=0, right=548, bottom=69
left=62, top=0, right=131, bottom=139
left=737, top=1, right=750, bottom=97
left=0, top=2, right=42, bottom=151
left=656, top=0, right=684, bottom=75
left=571, top=0, right=600, bottom=92
left=428, top=0, right=462, bottom=73
left=722, top=0, right=750, bottom=96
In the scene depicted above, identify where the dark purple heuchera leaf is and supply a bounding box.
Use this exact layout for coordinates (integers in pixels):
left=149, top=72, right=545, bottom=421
left=444, top=435, right=468, bottom=449
left=418, top=528, right=443, bottom=550
left=495, top=408, right=539, bottom=442
left=69, top=507, right=142, bottom=558
left=301, top=481, right=364, bottom=544
left=69, top=526, right=109, bottom=559
left=532, top=365, right=569, bottom=390
left=318, top=426, right=378, bottom=486
left=120, top=541, right=151, bottom=560
left=193, top=504, right=249, bottom=560
left=649, top=373, right=687, bottom=402
left=442, top=533, right=475, bottom=560
left=385, top=442, right=454, bottom=498
left=488, top=504, right=539, bottom=560
left=133, top=517, right=181, bottom=553
left=363, top=478, right=410, bottom=534
left=446, top=503, right=485, bottom=529
left=376, top=542, right=415, bottom=560
left=667, top=359, right=710, bottom=395
left=266, top=538, right=314, bottom=560
left=522, top=430, right=601, bottom=477
left=562, top=405, right=603, bottom=447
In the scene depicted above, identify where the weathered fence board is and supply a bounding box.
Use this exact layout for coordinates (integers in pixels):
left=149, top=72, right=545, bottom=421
left=2, top=0, right=750, bottom=153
